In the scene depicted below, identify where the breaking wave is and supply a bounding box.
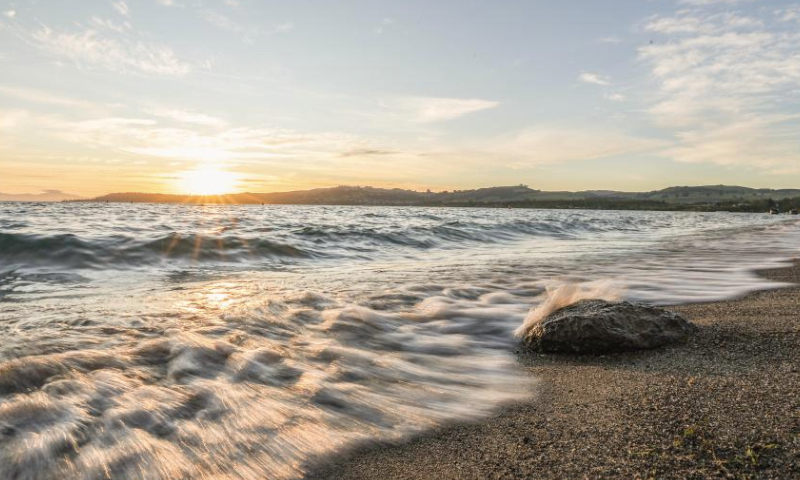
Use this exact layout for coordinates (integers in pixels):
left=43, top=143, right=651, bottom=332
left=515, top=281, right=623, bottom=341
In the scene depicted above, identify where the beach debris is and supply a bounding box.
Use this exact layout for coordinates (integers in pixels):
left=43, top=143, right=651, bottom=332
left=519, top=299, right=697, bottom=353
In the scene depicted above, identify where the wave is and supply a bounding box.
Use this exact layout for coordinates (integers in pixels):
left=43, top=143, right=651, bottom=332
left=1, top=208, right=796, bottom=270
left=0, top=217, right=609, bottom=269
left=0, top=232, right=314, bottom=269
left=0, top=283, right=533, bottom=480
left=515, top=281, right=623, bottom=341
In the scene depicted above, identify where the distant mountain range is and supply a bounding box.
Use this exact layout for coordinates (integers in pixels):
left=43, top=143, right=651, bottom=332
left=85, top=185, right=800, bottom=212
left=0, top=190, right=83, bottom=202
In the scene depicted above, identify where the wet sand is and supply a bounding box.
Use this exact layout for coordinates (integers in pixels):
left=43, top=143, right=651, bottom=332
left=305, top=263, right=800, bottom=479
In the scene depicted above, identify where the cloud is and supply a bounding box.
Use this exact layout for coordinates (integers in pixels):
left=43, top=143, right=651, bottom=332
left=644, top=11, right=762, bottom=34
left=200, top=10, right=293, bottom=42
left=387, top=96, right=499, bottom=123
left=339, top=148, right=397, bottom=157
left=0, top=109, right=29, bottom=128
left=89, top=16, right=131, bottom=33
left=775, top=6, right=800, bottom=23
left=144, top=107, right=226, bottom=126
left=272, top=23, right=294, bottom=34
left=0, top=85, right=97, bottom=109
left=579, top=73, right=611, bottom=86
left=28, top=25, right=191, bottom=76
left=604, top=92, right=626, bottom=101
left=640, top=6, right=800, bottom=169
left=3, top=10, right=15, bottom=18
left=112, top=1, right=129, bottom=17
left=34, top=112, right=369, bottom=165
left=486, top=127, right=663, bottom=166
left=200, top=10, right=246, bottom=33
left=662, top=114, right=800, bottom=167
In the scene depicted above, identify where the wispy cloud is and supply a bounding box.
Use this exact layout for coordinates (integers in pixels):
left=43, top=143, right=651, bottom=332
left=3, top=10, right=15, bottom=18
left=340, top=148, right=397, bottom=157
left=0, top=84, right=97, bottom=109
left=112, top=1, right=130, bottom=17
left=386, top=96, right=499, bottom=123
left=200, top=10, right=247, bottom=34
left=0, top=109, right=29, bottom=129
left=640, top=5, right=800, bottom=169
left=144, top=107, right=226, bottom=126
left=89, top=16, right=131, bottom=34
left=604, top=92, right=626, bottom=101
left=33, top=112, right=370, bottom=164
left=579, top=72, right=611, bottom=86
left=200, top=10, right=293, bottom=42
left=27, top=25, right=192, bottom=76
left=644, top=11, right=762, bottom=34
left=485, top=126, right=662, bottom=166
left=775, top=6, right=800, bottom=23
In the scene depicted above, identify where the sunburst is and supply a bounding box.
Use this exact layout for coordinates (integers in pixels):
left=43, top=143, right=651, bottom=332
left=177, top=165, right=240, bottom=196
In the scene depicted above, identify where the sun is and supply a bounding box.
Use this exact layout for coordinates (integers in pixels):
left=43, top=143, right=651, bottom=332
left=177, top=165, right=240, bottom=196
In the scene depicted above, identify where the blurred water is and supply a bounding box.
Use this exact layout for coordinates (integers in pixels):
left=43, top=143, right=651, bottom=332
left=1, top=203, right=798, bottom=479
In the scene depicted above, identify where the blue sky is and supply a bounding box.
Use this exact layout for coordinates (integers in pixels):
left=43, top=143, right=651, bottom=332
left=1, top=0, right=799, bottom=196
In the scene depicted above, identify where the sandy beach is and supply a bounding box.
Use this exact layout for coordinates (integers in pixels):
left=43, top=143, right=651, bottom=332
left=306, top=263, right=800, bottom=480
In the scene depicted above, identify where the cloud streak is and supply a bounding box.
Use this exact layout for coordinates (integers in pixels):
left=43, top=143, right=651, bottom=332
left=579, top=73, right=611, bottom=86
left=144, top=107, right=226, bottom=127
left=0, top=85, right=97, bottom=109
left=387, top=96, right=499, bottom=123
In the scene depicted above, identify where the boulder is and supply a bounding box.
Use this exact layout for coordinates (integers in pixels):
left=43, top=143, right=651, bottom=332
left=521, top=299, right=697, bottom=354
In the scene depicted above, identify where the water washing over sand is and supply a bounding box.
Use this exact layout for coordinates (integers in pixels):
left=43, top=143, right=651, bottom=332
left=1, top=203, right=799, bottom=479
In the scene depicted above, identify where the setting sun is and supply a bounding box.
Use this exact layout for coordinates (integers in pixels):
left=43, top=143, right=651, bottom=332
left=176, top=166, right=241, bottom=196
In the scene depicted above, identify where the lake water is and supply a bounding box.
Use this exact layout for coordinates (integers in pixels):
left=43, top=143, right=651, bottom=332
left=1, top=203, right=799, bottom=479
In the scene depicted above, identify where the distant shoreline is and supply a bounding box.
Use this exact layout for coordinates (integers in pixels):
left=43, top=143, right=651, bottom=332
left=61, top=184, right=800, bottom=213
left=6, top=199, right=794, bottom=214
left=54, top=201, right=796, bottom=214
left=6, top=183, right=800, bottom=212
left=13, top=199, right=796, bottom=215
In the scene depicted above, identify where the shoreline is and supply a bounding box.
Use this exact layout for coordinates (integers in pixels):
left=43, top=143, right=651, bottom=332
left=54, top=199, right=796, bottom=214
left=305, top=263, right=800, bottom=479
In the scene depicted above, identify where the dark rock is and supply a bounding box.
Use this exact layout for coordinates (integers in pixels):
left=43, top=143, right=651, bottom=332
left=522, top=300, right=697, bottom=354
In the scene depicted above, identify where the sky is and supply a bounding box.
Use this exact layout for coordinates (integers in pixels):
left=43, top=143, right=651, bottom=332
left=1, top=0, right=799, bottom=197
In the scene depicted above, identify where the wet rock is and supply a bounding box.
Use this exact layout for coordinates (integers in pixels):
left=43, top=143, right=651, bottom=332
left=522, top=300, right=697, bottom=354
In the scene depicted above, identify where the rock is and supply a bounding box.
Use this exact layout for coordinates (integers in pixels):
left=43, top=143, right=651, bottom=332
left=521, top=299, right=697, bottom=354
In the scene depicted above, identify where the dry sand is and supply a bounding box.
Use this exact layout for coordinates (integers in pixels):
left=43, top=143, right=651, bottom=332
left=305, top=264, right=800, bottom=480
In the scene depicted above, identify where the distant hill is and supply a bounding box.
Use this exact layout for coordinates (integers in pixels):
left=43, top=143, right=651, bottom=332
left=85, top=185, right=800, bottom=213
left=0, top=190, right=83, bottom=202
left=89, top=185, right=543, bottom=206
left=632, top=185, right=800, bottom=204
